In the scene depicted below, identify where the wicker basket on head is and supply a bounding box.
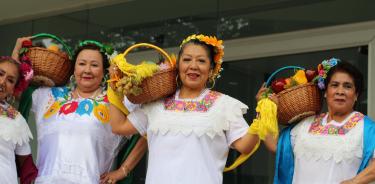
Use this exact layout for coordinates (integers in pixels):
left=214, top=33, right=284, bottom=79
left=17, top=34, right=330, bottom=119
left=120, top=43, right=177, bottom=104
left=25, top=33, right=73, bottom=86
left=266, top=66, right=322, bottom=124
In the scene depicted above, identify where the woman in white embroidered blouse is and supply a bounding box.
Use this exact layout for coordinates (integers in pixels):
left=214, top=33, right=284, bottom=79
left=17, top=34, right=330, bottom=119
left=0, top=56, right=37, bottom=184
left=270, top=61, right=375, bottom=184
left=108, top=34, right=277, bottom=184
left=12, top=38, right=147, bottom=184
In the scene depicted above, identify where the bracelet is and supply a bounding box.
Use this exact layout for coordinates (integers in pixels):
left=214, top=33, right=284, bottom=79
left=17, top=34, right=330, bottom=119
left=120, top=165, right=130, bottom=177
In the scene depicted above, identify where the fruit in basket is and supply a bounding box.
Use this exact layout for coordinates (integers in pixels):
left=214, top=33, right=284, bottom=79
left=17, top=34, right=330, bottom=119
left=305, top=69, right=318, bottom=82
left=47, top=44, right=60, bottom=52
left=271, top=78, right=286, bottom=93
left=22, top=40, right=33, bottom=48
left=292, top=70, right=307, bottom=85
left=284, top=78, right=297, bottom=89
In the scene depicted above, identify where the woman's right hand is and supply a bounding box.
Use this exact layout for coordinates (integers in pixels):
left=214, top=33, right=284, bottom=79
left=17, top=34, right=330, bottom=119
left=12, top=37, right=32, bottom=61
left=255, top=83, right=279, bottom=106
left=108, top=64, right=123, bottom=90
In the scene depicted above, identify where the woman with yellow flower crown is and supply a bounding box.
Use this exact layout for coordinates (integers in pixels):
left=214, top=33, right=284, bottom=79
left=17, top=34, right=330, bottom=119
left=108, top=34, right=279, bottom=184
left=12, top=37, right=147, bottom=184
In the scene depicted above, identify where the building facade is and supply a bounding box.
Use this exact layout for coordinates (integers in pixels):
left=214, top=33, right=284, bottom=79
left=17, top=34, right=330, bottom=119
left=1, top=0, right=375, bottom=183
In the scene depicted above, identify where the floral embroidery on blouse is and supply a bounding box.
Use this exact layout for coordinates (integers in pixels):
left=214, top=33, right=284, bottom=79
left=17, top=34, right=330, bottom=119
left=0, top=103, right=18, bottom=119
left=308, top=112, right=364, bottom=135
left=43, top=87, right=110, bottom=123
left=164, top=90, right=221, bottom=112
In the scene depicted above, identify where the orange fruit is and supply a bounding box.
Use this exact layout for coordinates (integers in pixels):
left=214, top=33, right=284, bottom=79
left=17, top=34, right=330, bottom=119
left=47, top=44, right=60, bottom=52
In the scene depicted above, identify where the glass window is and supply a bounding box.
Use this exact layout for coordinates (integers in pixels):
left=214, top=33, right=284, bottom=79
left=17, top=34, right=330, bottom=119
left=218, top=46, right=367, bottom=183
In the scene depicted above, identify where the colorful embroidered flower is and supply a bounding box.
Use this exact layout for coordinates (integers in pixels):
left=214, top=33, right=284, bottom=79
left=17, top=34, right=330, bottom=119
left=43, top=101, right=61, bottom=119
left=52, top=87, right=69, bottom=99
left=76, top=100, right=93, bottom=116
left=174, top=101, right=185, bottom=111
left=164, top=91, right=221, bottom=112
left=0, top=105, right=18, bottom=119
left=93, top=104, right=110, bottom=123
left=308, top=112, right=364, bottom=135
left=185, top=102, right=197, bottom=111
left=103, top=95, right=109, bottom=103
left=59, top=101, right=78, bottom=115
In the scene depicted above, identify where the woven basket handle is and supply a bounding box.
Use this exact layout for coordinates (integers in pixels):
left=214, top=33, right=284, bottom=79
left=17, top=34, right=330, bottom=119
left=265, top=66, right=305, bottom=87
left=31, top=33, right=73, bottom=60
left=122, top=43, right=173, bottom=65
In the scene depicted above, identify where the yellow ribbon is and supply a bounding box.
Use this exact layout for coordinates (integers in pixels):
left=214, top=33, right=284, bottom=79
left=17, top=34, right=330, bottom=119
left=224, top=98, right=278, bottom=172
left=107, top=86, right=129, bottom=115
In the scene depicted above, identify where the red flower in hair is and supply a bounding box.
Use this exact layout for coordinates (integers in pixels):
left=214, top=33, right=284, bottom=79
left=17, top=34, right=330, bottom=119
left=22, top=40, right=33, bottom=48
left=13, top=56, right=34, bottom=96
left=21, top=55, right=31, bottom=63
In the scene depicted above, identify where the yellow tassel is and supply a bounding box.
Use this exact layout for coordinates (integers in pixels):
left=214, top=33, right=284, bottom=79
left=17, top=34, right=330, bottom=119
left=250, top=98, right=278, bottom=140
left=224, top=98, right=278, bottom=172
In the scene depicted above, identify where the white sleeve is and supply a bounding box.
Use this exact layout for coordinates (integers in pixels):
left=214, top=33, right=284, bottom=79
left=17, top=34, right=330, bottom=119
left=15, top=142, right=31, bottom=156
left=123, top=96, right=141, bottom=113
left=127, top=107, right=148, bottom=136
left=224, top=95, right=250, bottom=145
left=31, top=87, right=50, bottom=114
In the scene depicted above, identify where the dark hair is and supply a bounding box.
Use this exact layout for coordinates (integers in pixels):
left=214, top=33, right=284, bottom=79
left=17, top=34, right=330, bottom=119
left=73, top=44, right=109, bottom=74
left=324, top=61, right=364, bottom=98
left=0, top=56, right=20, bottom=84
left=177, top=39, right=215, bottom=69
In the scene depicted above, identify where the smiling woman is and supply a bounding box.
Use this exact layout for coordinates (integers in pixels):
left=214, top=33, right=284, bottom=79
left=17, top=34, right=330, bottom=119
left=11, top=38, right=148, bottom=184
left=271, top=61, right=375, bottom=184
left=0, top=56, right=37, bottom=184
left=107, top=34, right=279, bottom=184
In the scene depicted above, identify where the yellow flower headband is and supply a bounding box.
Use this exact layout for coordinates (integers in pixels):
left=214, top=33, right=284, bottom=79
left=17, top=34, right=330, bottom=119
left=180, top=34, right=224, bottom=80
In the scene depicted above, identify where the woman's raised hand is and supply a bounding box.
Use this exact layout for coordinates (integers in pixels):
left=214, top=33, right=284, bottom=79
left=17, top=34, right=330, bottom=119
left=255, top=83, right=279, bottom=106
left=12, top=37, right=32, bottom=61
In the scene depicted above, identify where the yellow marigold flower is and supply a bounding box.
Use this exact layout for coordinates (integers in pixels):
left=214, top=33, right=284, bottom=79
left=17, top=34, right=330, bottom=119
left=43, top=101, right=61, bottom=119
left=94, top=104, right=110, bottom=123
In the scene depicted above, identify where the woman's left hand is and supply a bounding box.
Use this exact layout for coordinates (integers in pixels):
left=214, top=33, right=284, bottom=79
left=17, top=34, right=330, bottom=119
left=100, top=169, right=126, bottom=184
left=256, top=83, right=279, bottom=105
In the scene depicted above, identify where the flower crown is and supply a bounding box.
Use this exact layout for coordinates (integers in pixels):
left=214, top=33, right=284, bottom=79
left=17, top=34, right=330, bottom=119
left=0, top=55, right=33, bottom=96
left=180, top=34, right=224, bottom=80
left=315, top=57, right=339, bottom=90
left=78, top=40, right=115, bottom=60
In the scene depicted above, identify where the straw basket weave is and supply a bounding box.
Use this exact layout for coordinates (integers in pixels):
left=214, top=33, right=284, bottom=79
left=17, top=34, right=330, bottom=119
left=266, top=66, right=322, bottom=124
left=276, top=83, right=322, bottom=124
left=121, top=43, right=177, bottom=104
left=26, top=33, right=73, bottom=86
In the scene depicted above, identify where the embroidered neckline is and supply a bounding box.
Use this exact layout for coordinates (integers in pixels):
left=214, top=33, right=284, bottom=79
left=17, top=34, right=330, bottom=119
left=308, top=112, right=364, bottom=135
left=43, top=87, right=110, bottom=123
left=164, top=90, right=221, bottom=112
left=0, top=102, right=18, bottom=119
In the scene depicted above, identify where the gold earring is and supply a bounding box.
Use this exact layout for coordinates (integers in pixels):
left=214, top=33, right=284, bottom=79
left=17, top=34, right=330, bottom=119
left=207, top=77, right=216, bottom=89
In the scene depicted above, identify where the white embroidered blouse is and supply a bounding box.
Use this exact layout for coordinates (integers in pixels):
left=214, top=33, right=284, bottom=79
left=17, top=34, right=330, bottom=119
left=291, top=111, right=373, bottom=184
left=31, top=87, right=122, bottom=184
left=128, top=89, right=249, bottom=184
left=0, top=102, right=33, bottom=184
